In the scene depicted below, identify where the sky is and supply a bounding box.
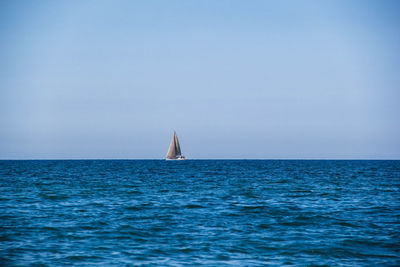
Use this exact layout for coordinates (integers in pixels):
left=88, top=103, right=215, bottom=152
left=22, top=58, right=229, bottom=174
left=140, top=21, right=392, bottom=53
left=0, top=0, right=399, bottom=159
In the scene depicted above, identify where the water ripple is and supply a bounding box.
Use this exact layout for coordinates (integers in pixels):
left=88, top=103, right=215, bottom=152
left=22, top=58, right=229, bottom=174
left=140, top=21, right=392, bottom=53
left=0, top=160, right=399, bottom=266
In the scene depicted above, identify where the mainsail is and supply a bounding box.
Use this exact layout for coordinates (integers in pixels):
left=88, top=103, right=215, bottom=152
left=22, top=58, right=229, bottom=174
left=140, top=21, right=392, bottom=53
left=166, top=131, right=185, bottom=159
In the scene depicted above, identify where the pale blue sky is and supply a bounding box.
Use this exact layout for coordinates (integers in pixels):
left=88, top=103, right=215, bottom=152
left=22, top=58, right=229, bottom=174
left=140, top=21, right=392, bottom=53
left=0, top=0, right=399, bottom=159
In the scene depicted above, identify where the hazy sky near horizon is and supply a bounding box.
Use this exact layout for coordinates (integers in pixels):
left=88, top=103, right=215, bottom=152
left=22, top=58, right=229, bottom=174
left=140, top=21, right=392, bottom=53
left=0, top=0, right=399, bottom=159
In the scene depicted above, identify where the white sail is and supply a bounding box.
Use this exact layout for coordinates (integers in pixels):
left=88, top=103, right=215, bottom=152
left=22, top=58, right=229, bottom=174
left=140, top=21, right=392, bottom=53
left=166, top=131, right=186, bottom=160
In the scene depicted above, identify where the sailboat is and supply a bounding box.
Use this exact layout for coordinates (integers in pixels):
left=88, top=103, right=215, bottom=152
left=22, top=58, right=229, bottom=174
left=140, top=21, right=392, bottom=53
left=166, top=131, right=186, bottom=160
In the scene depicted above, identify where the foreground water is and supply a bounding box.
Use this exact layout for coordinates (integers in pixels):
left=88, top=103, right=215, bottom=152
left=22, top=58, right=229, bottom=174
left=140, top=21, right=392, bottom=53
left=0, top=160, right=399, bottom=266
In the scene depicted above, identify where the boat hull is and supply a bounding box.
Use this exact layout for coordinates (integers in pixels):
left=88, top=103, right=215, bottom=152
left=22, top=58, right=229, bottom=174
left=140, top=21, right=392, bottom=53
left=166, top=157, right=187, bottom=160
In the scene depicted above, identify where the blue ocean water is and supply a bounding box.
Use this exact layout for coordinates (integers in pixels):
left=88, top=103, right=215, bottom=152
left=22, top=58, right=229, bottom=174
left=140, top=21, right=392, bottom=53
left=0, top=160, right=399, bottom=266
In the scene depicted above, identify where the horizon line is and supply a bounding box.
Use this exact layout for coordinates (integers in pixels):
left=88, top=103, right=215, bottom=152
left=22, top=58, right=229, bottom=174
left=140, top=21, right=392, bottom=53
left=0, top=158, right=399, bottom=161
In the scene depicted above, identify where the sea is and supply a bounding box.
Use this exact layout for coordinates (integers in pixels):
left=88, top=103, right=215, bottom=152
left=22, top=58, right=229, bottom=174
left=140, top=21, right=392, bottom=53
left=0, top=160, right=399, bottom=266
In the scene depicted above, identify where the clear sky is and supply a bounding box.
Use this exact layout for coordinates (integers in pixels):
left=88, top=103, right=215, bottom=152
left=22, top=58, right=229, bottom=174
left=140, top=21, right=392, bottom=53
left=0, top=0, right=399, bottom=159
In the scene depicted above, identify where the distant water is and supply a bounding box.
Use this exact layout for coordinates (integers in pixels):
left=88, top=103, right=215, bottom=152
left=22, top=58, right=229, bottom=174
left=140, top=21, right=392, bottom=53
left=0, top=160, right=399, bottom=266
